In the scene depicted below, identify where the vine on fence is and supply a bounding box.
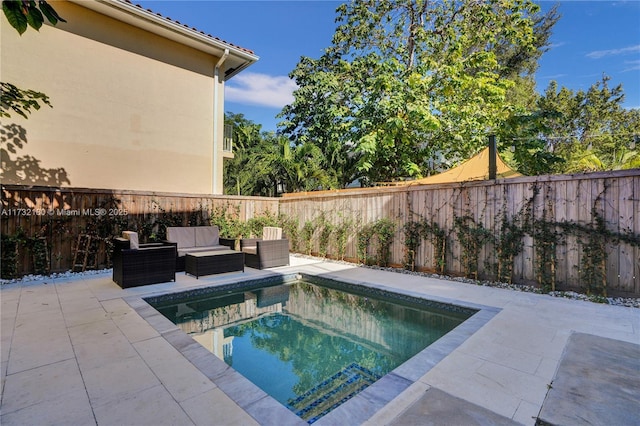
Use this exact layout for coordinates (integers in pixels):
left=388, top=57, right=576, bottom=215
left=422, top=220, right=447, bottom=274
left=301, top=220, right=315, bottom=255
left=358, top=218, right=396, bottom=266
left=210, top=204, right=247, bottom=239
left=316, top=212, right=334, bottom=258
left=278, top=214, right=299, bottom=252
left=333, top=215, right=353, bottom=261
left=403, top=221, right=422, bottom=270
left=1, top=232, right=21, bottom=279
left=453, top=215, right=493, bottom=279
left=403, top=219, right=448, bottom=273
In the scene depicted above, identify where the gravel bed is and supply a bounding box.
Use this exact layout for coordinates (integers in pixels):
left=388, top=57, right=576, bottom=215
left=2, top=258, right=638, bottom=309
left=292, top=254, right=640, bottom=309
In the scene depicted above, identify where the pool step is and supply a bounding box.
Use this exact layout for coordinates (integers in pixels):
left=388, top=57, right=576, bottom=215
left=287, top=363, right=381, bottom=423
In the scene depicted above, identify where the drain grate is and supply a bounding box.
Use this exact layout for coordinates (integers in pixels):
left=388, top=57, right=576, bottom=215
left=288, top=363, right=381, bottom=423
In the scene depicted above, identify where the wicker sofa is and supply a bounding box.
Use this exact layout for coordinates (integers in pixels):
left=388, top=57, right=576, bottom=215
left=239, top=226, right=289, bottom=269
left=165, top=226, right=234, bottom=272
left=112, top=235, right=176, bottom=288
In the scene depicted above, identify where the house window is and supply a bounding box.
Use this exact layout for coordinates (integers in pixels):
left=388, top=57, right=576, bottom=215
left=223, top=124, right=233, bottom=152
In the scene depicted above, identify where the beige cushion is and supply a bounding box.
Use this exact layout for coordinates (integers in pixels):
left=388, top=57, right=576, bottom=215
left=195, top=226, right=219, bottom=247
left=122, top=231, right=139, bottom=249
left=167, top=227, right=195, bottom=248
left=177, top=245, right=228, bottom=257
left=242, top=246, right=257, bottom=255
left=262, top=226, right=282, bottom=241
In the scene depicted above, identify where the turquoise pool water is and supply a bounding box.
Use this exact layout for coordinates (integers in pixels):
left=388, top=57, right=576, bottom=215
left=153, top=280, right=470, bottom=423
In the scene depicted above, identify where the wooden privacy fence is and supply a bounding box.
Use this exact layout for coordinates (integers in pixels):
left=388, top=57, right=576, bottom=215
left=2, top=169, right=640, bottom=297
left=280, top=169, right=640, bottom=297
left=0, top=186, right=278, bottom=276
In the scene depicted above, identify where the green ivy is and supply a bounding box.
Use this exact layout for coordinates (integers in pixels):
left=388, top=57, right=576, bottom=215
left=278, top=213, right=300, bottom=252
left=421, top=220, right=447, bottom=274
left=357, top=223, right=375, bottom=265
left=210, top=204, right=248, bottom=239
left=301, top=220, right=315, bottom=255
left=373, top=218, right=396, bottom=267
left=316, top=212, right=334, bottom=258
left=454, top=215, right=493, bottom=279
left=358, top=218, right=396, bottom=266
left=403, top=221, right=422, bottom=270
left=1, top=232, right=22, bottom=279
left=333, top=215, right=352, bottom=261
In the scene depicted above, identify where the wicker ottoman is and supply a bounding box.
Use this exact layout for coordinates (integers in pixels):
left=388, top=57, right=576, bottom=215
left=184, top=250, right=244, bottom=278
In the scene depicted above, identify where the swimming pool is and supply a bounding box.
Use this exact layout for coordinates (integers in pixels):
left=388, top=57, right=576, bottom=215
left=145, top=274, right=483, bottom=423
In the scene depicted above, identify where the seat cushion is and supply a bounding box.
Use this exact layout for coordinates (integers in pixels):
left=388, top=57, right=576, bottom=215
left=195, top=226, right=219, bottom=247
left=242, top=246, right=257, bottom=255
left=167, top=227, right=195, bottom=249
left=177, top=245, right=229, bottom=257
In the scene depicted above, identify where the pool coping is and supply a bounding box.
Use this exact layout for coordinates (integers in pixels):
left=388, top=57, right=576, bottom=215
left=124, top=271, right=500, bottom=426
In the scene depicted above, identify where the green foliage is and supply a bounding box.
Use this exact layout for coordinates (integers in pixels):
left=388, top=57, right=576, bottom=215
left=24, top=236, right=48, bottom=275
left=535, top=77, right=640, bottom=174
left=1, top=232, right=22, bottom=279
left=301, top=220, right=315, bottom=255
left=421, top=220, right=447, bottom=274
left=494, top=191, right=534, bottom=283
left=333, top=215, right=353, bottom=261
left=2, top=0, right=66, bottom=34
left=577, top=207, right=608, bottom=296
left=358, top=218, right=396, bottom=266
left=357, top=223, right=375, bottom=265
left=247, top=210, right=279, bottom=237
left=280, top=0, right=550, bottom=185
left=454, top=215, right=493, bottom=279
left=316, top=212, right=334, bottom=258
left=210, top=204, right=248, bottom=239
left=372, top=218, right=396, bottom=267
left=223, top=112, right=334, bottom=195
left=278, top=213, right=300, bottom=252
left=2, top=1, right=65, bottom=119
left=403, top=221, right=422, bottom=270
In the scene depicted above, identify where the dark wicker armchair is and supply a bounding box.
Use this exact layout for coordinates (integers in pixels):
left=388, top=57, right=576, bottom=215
left=112, top=237, right=176, bottom=288
left=240, top=227, right=289, bottom=269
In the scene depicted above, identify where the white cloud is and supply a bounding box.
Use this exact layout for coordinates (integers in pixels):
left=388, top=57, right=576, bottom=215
left=226, top=72, right=297, bottom=108
left=586, top=44, right=640, bottom=59
left=623, top=59, right=640, bottom=72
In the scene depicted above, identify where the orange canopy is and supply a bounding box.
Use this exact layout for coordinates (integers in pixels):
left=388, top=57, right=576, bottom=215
left=380, top=147, right=521, bottom=187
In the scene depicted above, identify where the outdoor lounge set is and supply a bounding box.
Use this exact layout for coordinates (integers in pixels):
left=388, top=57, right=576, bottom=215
left=112, top=226, right=289, bottom=287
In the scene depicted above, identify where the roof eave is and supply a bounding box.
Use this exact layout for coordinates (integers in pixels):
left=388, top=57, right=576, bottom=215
left=70, top=0, right=258, bottom=81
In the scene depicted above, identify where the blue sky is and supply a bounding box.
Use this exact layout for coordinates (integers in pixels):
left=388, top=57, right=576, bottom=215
left=136, top=1, right=640, bottom=132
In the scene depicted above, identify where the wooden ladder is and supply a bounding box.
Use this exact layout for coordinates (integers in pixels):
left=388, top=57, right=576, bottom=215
left=72, top=234, right=96, bottom=272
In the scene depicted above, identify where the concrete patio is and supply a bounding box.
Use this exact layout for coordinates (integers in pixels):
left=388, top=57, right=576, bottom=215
left=1, top=256, right=638, bottom=425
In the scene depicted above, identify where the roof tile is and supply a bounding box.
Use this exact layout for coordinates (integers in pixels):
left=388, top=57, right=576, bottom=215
left=121, top=0, right=254, bottom=55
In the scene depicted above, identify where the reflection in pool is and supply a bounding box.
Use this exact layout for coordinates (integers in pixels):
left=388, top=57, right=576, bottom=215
left=153, top=281, right=471, bottom=423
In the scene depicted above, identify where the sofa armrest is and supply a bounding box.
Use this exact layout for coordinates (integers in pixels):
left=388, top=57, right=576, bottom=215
left=256, top=239, right=289, bottom=252
left=219, top=237, right=236, bottom=250
left=240, top=238, right=260, bottom=249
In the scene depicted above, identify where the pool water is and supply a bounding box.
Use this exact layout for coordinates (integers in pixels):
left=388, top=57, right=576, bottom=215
left=153, top=280, right=470, bottom=423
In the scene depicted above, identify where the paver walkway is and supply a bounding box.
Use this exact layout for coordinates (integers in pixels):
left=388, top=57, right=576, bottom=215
left=1, top=257, right=638, bottom=425
left=537, top=332, right=640, bottom=425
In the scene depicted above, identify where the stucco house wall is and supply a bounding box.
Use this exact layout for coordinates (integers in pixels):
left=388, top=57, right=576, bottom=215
left=1, top=0, right=257, bottom=194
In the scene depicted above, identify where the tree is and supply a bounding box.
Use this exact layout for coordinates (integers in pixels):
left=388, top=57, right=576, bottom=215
left=1, top=0, right=66, bottom=118
left=2, top=0, right=65, bottom=34
left=539, top=77, right=640, bottom=173
left=280, top=0, right=554, bottom=185
left=499, top=76, right=640, bottom=175
left=224, top=113, right=333, bottom=196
